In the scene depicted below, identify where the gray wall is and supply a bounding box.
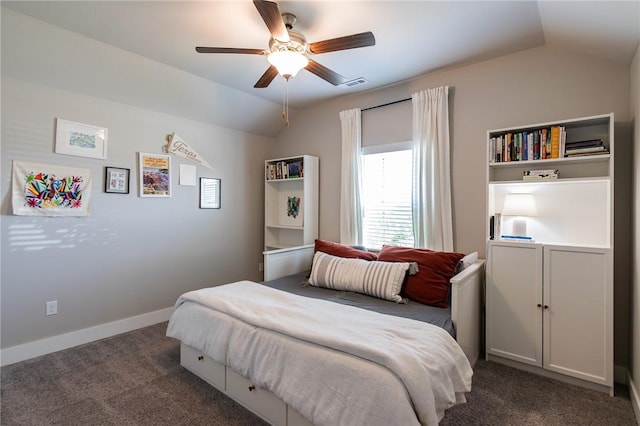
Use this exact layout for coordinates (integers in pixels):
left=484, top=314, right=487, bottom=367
left=1, top=9, right=274, bottom=349
left=631, top=44, right=639, bottom=407
left=274, top=45, right=633, bottom=369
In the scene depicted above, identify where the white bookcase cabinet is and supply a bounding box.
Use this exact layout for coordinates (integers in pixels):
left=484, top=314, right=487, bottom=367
left=485, top=113, right=614, bottom=395
left=264, top=155, right=318, bottom=251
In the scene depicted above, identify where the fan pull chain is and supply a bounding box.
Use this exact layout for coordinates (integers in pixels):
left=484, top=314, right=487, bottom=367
left=282, top=78, right=290, bottom=127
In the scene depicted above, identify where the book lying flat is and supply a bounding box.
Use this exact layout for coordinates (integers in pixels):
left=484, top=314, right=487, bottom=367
left=500, top=235, right=536, bottom=242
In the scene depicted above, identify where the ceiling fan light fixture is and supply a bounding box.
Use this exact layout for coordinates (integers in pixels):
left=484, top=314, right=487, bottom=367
left=268, top=50, right=309, bottom=79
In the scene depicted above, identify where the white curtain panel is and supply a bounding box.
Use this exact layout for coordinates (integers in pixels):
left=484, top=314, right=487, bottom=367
left=339, top=108, right=363, bottom=245
left=411, top=86, right=454, bottom=251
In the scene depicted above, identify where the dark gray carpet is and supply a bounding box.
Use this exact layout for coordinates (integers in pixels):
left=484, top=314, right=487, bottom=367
left=1, top=322, right=636, bottom=425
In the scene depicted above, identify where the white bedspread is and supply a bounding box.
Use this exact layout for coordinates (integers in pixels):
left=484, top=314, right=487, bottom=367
left=166, top=281, right=472, bottom=426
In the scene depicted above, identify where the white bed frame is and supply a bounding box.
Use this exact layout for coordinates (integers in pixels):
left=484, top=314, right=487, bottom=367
left=263, top=244, right=485, bottom=366
left=179, top=245, right=485, bottom=426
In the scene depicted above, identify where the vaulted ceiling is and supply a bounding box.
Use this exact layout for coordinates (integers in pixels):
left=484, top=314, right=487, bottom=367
left=4, top=1, right=639, bottom=112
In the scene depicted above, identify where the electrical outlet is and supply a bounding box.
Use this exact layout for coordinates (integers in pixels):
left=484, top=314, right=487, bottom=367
left=46, top=300, right=58, bottom=316
left=258, top=263, right=264, bottom=272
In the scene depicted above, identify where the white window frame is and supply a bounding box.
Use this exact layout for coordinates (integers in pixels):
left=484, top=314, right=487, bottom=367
left=361, top=141, right=414, bottom=251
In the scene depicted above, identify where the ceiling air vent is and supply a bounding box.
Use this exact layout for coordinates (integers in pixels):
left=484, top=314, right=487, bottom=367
left=340, top=77, right=368, bottom=89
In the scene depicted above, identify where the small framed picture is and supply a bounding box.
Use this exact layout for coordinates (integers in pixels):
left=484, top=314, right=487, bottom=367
left=200, top=177, right=221, bottom=209
left=139, top=152, right=171, bottom=197
left=55, top=118, right=108, bottom=160
left=104, top=167, right=130, bottom=194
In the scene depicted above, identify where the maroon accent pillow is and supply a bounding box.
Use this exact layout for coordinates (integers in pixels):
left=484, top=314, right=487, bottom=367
left=314, top=239, right=377, bottom=261
left=377, top=246, right=464, bottom=308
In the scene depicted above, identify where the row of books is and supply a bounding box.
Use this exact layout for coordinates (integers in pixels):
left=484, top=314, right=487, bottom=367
left=489, top=126, right=609, bottom=163
left=265, top=160, right=304, bottom=180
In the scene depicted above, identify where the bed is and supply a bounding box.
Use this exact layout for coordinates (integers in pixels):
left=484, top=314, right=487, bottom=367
left=167, top=243, right=485, bottom=426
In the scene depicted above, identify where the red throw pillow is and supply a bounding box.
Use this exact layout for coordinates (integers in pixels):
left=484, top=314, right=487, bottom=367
left=314, top=239, right=377, bottom=261
left=377, top=245, right=464, bottom=308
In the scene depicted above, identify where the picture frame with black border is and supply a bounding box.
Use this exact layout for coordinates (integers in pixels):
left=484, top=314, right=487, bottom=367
left=200, top=177, right=221, bottom=209
left=104, top=166, right=130, bottom=194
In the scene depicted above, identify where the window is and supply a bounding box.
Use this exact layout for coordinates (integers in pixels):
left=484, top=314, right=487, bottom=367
left=361, top=142, right=414, bottom=250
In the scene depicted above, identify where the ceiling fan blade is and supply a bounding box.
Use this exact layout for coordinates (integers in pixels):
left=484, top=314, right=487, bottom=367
left=306, top=60, right=348, bottom=86
left=253, top=0, right=290, bottom=43
left=196, top=47, right=266, bottom=55
left=254, top=65, right=279, bottom=88
left=309, top=31, right=375, bottom=54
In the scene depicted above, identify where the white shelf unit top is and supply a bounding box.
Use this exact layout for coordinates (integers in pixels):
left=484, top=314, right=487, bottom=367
left=264, top=155, right=318, bottom=251
left=486, top=113, right=613, bottom=249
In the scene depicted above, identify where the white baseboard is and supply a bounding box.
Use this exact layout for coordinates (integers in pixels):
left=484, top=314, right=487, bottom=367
left=629, top=374, right=640, bottom=426
left=0, top=307, right=173, bottom=367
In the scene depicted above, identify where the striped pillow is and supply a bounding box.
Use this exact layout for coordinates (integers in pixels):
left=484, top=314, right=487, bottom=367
left=308, top=251, right=417, bottom=303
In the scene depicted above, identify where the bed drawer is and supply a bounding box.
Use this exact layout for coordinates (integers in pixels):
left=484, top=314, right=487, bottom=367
left=226, top=368, right=287, bottom=426
left=287, top=405, right=313, bottom=426
left=180, top=344, right=225, bottom=390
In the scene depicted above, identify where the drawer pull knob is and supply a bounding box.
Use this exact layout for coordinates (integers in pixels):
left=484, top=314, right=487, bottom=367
left=248, top=385, right=256, bottom=392
left=544, top=305, right=550, bottom=310
left=197, top=355, right=204, bottom=361
left=537, top=304, right=542, bottom=308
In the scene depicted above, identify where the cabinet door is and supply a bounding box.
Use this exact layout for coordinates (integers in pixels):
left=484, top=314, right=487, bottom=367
left=486, top=242, right=543, bottom=366
left=543, top=245, right=612, bottom=386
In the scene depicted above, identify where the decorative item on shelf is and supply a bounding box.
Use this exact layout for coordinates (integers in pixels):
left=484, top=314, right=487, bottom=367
left=279, top=191, right=303, bottom=226
left=502, top=193, right=537, bottom=238
left=522, top=169, right=558, bottom=181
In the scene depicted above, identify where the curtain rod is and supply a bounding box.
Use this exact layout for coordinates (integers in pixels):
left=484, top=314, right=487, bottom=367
left=362, top=97, right=411, bottom=112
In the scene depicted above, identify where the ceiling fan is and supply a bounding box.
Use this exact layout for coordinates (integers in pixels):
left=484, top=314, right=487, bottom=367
left=195, top=0, right=376, bottom=89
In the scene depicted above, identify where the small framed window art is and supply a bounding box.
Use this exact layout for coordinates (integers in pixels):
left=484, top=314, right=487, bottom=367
left=104, top=166, right=130, bottom=194
left=200, top=177, right=221, bottom=209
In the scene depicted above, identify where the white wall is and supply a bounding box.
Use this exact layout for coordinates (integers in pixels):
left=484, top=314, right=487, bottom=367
left=274, top=45, right=633, bottom=369
left=1, top=9, right=274, bottom=355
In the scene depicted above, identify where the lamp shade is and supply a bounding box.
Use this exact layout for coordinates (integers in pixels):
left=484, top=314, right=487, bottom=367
left=268, top=51, right=309, bottom=78
left=503, top=193, right=537, bottom=216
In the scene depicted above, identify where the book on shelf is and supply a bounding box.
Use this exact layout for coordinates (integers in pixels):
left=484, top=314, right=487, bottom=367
left=499, top=235, right=536, bottom=242
left=565, top=145, right=608, bottom=156
left=266, top=164, right=277, bottom=180
left=564, top=138, right=604, bottom=149
left=550, top=126, right=561, bottom=158
left=564, top=138, right=608, bottom=157
left=523, top=168, right=558, bottom=181
left=287, top=160, right=302, bottom=178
